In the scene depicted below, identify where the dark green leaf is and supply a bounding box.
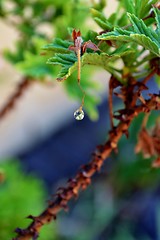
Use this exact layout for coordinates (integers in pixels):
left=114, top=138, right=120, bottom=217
left=42, top=38, right=72, bottom=53
left=98, top=12, right=160, bottom=57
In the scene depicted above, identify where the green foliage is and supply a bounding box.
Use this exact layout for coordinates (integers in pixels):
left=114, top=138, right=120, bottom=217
left=1, top=0, right=104, bottom=120
left=43, top=38, right=72, bottom=54
left=16, top=38, right=56, bottom=79
left=43, top=1, right=160, bottom=119
left=1, top=0, right=90, bottom=70
left=0, top=160, right=57, bottom=239
left=1, top=0, right=160, bottom=120
left=121, top=0, right=158, bottom=19
left=91, top=8, right=113, bottom=30
left=98, top=8, right=160, bottom=57
left=111, top=157, right=160, bottom=197
left=0, top=2, right=160, bottom=239
left=46, top=48, right=135, bottom=81
left=91, top=7, right=128, bottom=30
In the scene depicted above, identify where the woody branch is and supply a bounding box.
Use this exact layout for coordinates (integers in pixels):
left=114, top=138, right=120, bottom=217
left=0, top=77, right=31, bottom=120
left=13, top=90, right=160, bottom=240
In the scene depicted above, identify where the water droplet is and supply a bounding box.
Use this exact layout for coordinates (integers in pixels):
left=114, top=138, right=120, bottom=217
left=74, top=109, right=84, bottom=120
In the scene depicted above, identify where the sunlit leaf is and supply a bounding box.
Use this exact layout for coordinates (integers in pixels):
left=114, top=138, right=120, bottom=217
left=98, top=11, right=160, bottom=57
left=47, top=47, right=135, bottom=81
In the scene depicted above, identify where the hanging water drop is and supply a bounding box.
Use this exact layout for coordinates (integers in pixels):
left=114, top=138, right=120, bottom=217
left=74, top=108, right=84, bottom=120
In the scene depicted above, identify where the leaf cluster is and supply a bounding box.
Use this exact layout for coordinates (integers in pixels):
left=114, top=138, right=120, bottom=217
left=0, top=0, right=90, bottom=78
left=1, top=0, right=104, bottom=119
left=1, top=0, right=160, bottom=119
left=43, top=0, right=160, bottom=118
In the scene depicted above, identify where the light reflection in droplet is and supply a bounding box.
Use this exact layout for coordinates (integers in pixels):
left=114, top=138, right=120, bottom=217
left=74, top=109, right=84, bottom=120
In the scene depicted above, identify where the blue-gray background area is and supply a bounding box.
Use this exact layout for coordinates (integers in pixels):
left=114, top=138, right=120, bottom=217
left=18, top=79, right=160, bottom=240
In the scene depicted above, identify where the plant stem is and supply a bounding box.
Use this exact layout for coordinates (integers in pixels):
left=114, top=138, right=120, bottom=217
left=0, top=77, right=31, bottom=120
left=13, top=93, right=160, bottom=240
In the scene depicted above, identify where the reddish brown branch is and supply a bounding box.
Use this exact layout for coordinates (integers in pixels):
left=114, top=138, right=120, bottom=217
left=13, top=92, right=160, bottom=240
left=0, top=77, right=31, bottom=120
left=142, top=70, right=157, bottom=84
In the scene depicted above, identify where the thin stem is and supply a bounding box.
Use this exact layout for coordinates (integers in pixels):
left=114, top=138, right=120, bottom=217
left=77, top=49, right=81, bottom=83
left=109, top=76, right=114, bottom=129
left=0, top=77, right=31, bottom=120
left=142, top=113, right=150, bottom=129
left=78, top=82, right=85, bottom=110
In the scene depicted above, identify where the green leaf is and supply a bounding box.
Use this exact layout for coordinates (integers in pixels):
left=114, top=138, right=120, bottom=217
left=0, top=160, right=57, bottom=240
left=128, top=13, right=159, bottom=46
left=122, top=0, right=135, bottom=15
left=42, top=38, right=72, bottom=54
left=84, top=93, right=100, bottom=120
left=98, top=12, right=160, bottom=57
left=90, top=8, right=113, bottom=30
left=47, top=48, right=135, bottom=81
left=131, top=34, right=159, bottom=56
left=16, top=51, right=55, bottom=78
left=47, top=53, right=77, bottom=80
left=122, top=0, right=158, bottom=18
left=154, top=8, right=160, bottom=36
left=47, top=48, right=134, bottom=120
left=134, top=0, right=157, bottom=18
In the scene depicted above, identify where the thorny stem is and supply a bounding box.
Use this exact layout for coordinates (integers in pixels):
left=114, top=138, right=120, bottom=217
left=0, top=78, right=31, bottom=120
left=13, top=92, right=160, bottom=240
left=109, top=76, right=114, bottom=129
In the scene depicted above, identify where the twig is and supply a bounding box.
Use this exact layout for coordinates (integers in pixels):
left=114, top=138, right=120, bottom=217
left=142, top=70, right=156, bottom=84
left=109, top=76, right=114, bottom=129
left=108, top=75, right=121, bottom=129
left=13, top=92, right=160, bottom=240
left=0, top=77, right=31, bottom=120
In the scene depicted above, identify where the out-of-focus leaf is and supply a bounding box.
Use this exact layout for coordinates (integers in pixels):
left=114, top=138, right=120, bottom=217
left=90, top=8, right=113, bottom=30
left=111, top=157, right=160, bottom=197
left=0, top=160, right=57, bottom=240
left=155, top=75, right=160, bottom=87
left=122, top=0, right=158, bottom=18
left=134, top=0, right=158, bottom=18
left=16, top=51, right=55, bottom=78
left=122, top=0, right=135, bottom=15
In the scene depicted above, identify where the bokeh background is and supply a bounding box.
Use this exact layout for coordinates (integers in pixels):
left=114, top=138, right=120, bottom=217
left=0, top=0, right=160, bottom=239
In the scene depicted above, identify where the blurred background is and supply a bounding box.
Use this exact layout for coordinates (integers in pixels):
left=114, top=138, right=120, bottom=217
left=0, top=0, right=160, bottom=239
